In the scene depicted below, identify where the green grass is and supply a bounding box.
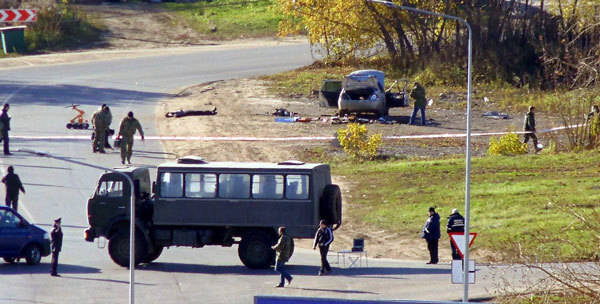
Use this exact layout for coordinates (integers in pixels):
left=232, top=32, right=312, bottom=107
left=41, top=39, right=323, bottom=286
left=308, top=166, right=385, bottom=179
left=330, top=151, right=600, bottom=262
left=162, top=0, right=282, bottom=40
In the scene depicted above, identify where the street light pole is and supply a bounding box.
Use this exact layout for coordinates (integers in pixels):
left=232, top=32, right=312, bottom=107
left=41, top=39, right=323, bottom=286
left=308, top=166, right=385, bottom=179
left=366, top=1, right=473, bottom=302
left=18, top=149, right=137, bottom=304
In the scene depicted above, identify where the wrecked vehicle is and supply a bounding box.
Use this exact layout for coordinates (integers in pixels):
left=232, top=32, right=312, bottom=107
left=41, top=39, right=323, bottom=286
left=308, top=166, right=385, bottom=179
left=338, top=70, right=408, bottom=117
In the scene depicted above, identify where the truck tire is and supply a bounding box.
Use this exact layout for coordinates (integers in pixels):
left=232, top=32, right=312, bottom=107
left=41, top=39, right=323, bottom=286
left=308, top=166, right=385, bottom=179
left=141, top=245, right=163, bottom=264
left=238, top=231, right=275, bottom=269
left=24, top=244, right=42, bottom=265
left=320, top=184, right=342, bottom=229
left=108, top=231, right=148, bottom=267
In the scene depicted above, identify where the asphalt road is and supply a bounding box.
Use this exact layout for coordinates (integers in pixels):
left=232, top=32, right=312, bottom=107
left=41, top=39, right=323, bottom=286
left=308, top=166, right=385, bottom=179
left=0, top=42, right=515, bottom=303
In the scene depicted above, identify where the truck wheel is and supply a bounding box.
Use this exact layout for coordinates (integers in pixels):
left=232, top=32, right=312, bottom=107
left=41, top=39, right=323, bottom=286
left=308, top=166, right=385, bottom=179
left=108, top=231, right=148, bottom=267
left=320, top=184, right=342, bottom=229
left=238, top=232, right=275, bottom=269
left=24, top=244, right=42, bottom=265
left=141, top=245, right=163, bottom=264
left=3, top=257, right=16, bottom=264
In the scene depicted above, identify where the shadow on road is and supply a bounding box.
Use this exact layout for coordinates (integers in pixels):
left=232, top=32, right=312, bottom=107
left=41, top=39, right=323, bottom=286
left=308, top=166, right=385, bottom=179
left=139, top=262, right=450, bottom=278
left=0, top=81, right=169, bottom=107
left=0, top=263, right=100, bottom=275
left=59, top=275, right=155, bottom=286
left=12, top=164, right=72, bottom=171
left=291, top=287, right=378, bottom=295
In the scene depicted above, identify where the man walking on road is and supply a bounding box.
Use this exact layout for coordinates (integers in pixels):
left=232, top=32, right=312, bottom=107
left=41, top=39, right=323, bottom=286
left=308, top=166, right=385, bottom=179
left=117, top=111, right=144, bottom=165
left=0, top=103, right=12, bottom=155
left=91, top=104, right=110, bottom=153
left=447, top=208, right=465, bottom=260
left=422, top=207, right=440, bottom=264
left=2, top=166, right=25, bottom=211
left=409, top=82, right=427, bottom=126
left=523, top=106, right=541, bottom=153
left=313, top=219, right=334, bottom=275
left=50, top=217, right=63, bottom=277
left=272, top=226, right=293, bottom=287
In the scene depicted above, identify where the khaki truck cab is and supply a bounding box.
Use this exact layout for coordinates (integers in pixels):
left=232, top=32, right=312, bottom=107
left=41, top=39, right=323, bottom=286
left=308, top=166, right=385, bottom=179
left=85, top=157, right=342, bottom=269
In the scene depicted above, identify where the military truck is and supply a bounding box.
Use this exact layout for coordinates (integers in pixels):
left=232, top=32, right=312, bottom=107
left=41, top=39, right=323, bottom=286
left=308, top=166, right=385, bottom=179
left=84, top=157, right=342, bottom=269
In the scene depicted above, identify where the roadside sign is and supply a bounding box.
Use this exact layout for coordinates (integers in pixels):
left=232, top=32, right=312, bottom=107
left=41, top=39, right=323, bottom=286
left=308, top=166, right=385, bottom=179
left=448, top=232, right=477, bottom=258
left=451, top=259, right=475, bottom=284
left=0, top=9, right=37, bottom=23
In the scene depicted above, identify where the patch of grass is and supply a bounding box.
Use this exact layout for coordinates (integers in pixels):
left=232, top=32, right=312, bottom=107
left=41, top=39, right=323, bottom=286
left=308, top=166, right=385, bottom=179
left=330, top=151, right=600, bottom=262
left=25, top=4, right=105, bottom=52
left=162, top=0, right=282, bottom=40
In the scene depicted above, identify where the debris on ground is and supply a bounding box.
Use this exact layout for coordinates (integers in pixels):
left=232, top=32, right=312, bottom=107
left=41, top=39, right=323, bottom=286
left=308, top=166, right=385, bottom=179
left=271, top=108, right=297, bottom=117
left=482, top=111, right=511, bottom=119
left=165, top=107, right=217, bottom=118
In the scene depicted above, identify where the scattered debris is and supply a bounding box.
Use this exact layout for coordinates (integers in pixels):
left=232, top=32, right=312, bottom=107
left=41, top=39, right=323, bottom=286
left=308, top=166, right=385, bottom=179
left=271, top=108, right=297, bottom=117
left=165, top=107, right=217, bottom=118
left=482, top=111, right=510, bottom=119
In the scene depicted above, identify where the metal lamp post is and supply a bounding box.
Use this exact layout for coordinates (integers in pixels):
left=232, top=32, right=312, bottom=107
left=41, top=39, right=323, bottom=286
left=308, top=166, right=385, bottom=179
left=18, top=149, right=138, bottom=304
left=365, top=1, right=473, bottom=302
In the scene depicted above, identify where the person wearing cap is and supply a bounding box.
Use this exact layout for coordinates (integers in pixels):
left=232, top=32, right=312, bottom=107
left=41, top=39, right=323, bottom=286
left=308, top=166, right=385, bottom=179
left=91, top=104, right=110, bottom=153
left=0, top=103, right=12, bottom=155
left=409, top=82, right=427, bottom=126
left=313, top=219, right=334, bottom=275
left=117, top=111, right=144, bottom=165
left=50, top=217, right=63, bottom=277
left=447, top=208, right=465, bottom=260
left=421, top=207, right=440, bottom=264
left=523, top=106, right=541, bottom=153
left=1, top=165, right=25, bottom=211
left=271, top=226, right=294, bottom=287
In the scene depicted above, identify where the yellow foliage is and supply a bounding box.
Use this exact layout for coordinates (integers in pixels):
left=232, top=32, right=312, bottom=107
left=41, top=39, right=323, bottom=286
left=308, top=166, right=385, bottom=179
left=337, top=123, right=382, bottom=160
left=488, top=132, right=528, bottom=156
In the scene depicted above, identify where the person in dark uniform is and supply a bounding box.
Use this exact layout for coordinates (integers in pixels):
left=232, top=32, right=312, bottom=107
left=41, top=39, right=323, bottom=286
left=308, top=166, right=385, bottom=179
left=0, top=103, right=12, bottom=155
left=50, top=217, right=63, bottom=277
left=313, top=219, right=334, bottom=275
left=1, top=166, right=25, bottom=211
left=271, top=226, right=293, bottom=287
left=523, top=106, right=541, bottom=153
left=117, top=111, right=145, bottom=165
left=447, top=208, right=465, bottom=260
left=422, top=207, right=440, bottom=264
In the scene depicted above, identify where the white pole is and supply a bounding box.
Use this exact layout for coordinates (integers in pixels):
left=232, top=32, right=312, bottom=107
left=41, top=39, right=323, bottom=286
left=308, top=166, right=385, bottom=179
left=365, top=1, right=473, bottom=302
left=463, top=23, right=473, bottom=303
left=18, top=149, right=137, bottom=304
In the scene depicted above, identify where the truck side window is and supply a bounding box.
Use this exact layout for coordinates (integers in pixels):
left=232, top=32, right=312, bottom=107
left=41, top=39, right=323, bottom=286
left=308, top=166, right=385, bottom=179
left=160, top=173, right=183, bottom=198
left=252, top=175, right=283, bottom=199
left=218, top=174, right=250, bottom=199
left=97, top=181, right=124, bottom=198
left=185, top=173, right=216, bottom=198
left=286, top=175, right=309, bottom=200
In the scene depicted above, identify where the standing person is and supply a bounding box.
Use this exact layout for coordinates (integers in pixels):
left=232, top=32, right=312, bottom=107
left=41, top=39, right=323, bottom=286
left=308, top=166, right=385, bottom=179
left=91, top=104, right=109, bottom=153
left=447, top=208, right=465, bottom=260
left=50, top=217, right=63, bottom=277
left=0, top=103, right=12, bottom=155
left=271, top=226, right=293, bottom=288
left=104, top=106, right=113, bottom=150
left=2, top=166, right=25, bottom=211
left=587, top=105, right=600, bottom=147
left=523, top=106, right=541, bottom=153
left=313, top=219, right=334, bottom=275
left=421, top=207, right=440, bottom=264
left=409, top=82, right=427, bottom=126
left=117, top=111, right=144, bottom=165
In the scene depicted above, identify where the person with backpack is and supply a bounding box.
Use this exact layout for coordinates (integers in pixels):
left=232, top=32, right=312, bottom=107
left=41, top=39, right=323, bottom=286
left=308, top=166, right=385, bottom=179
left=313, top=219, right=334, bottom=275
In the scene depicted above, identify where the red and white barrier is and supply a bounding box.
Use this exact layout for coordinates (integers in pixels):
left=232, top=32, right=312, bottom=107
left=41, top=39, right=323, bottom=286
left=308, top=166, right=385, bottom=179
left=0, top=9, right=36, bottom=22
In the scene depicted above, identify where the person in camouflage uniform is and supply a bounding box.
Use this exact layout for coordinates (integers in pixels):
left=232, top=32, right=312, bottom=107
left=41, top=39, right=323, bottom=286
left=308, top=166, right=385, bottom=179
left=271, top=226, right=294, bottom=287
left=523, top=106, right=541, bottom=153
left=587, top=105, right=600, bottom=147
left=91, top=104, right=110, bottom=153
left=117, top=111, right=144, bottom=165
left=409, top=82, right=427, bottom=126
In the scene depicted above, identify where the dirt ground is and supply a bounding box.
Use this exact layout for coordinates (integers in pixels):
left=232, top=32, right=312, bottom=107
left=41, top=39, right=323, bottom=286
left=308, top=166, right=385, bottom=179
left=155, top=79, right=560, bottom=262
